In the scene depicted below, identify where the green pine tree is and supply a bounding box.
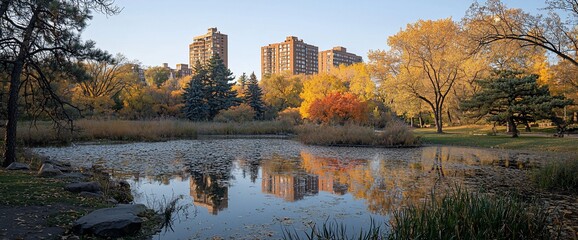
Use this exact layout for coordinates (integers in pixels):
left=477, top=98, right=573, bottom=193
left=244, top=72, right=266, bottom=120
left=183, top=61, right=209, bottom=121
left=461, top=70, right=573, bottom=137
left=205, top=54, right=241, bottom=120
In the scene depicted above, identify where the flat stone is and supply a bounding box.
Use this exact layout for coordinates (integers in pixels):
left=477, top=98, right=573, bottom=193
left=65, top=182, right=101, bottom=193
left=72, top=204, right=146, bottom=238
left=37, top=163, right=63, bottom=177
left=5, top=162, right=30, bottom=170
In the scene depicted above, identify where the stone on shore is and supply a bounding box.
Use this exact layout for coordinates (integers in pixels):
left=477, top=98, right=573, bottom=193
left=64, top=182, right=101, bottom=193
left=72, top=204, right=147, bottom=238
left=37, top=163, right=63, bottom=177
left=6, top=162, right=30, bottom=170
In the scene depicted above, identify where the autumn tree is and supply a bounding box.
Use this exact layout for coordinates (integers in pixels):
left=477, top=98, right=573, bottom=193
left=260, top=73, right=303, bottom=112
left=465, top=0, right=578, bottom=77
left=1, top=0, right=119, bottom=167
left=145, top=66, right=171, bottom=88
left=385, top=19, right=470, bottom=133
left=243, top=72, right=266, bottom=120
left=461, top=71, right=572, bottom=137
left=308, top=92, right=369, bottom=125
left=72, top=54, right=139, bottom=116
left=299, top=73, right=347, bottom=119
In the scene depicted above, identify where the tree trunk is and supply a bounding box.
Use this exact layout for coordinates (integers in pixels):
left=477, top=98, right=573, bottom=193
left=3, top=61, right=23, bottom=167
left=508, top=117, right=518, bottom=138
left=418, top=114, right=423, bottom=128
left=435, top=110, right=443, bottom=133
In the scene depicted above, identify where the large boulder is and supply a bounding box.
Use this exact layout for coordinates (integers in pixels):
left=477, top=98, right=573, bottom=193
left=72, top=204, right=147, bottom=238
left=64, top=182, right=101, bottom=193
left=37, top=163, right=63, bottom=177
left=6, top=162, right=30, bottom=170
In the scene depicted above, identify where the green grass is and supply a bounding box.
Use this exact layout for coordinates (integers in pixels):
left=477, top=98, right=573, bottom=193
left=283, top=187, right=552, bottom=240
left=415, top=125, right=578, bottom=153
left=388, top=187, right=551, bottom=240
left=0, top=169, right=108, bottom=207
left=532, top=159, right=578, bottom=192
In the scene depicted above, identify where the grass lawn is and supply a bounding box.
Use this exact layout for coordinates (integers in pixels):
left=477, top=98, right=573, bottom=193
left=415, top=125, right=578, bottom=153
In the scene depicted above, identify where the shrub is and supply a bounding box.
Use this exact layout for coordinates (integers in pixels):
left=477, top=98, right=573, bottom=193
left=532, top=159, right=578, bottom=192
left=375, top=120, right=420, bottom=146
left=214, top=104, right=255, bottom=123
left=277, top=107, right=303, bottom=125
left=296, top=120, right=418, bottom=147
left=307, top=92, right=369, bottom=125
left=296, top=124, right=375, bottom=146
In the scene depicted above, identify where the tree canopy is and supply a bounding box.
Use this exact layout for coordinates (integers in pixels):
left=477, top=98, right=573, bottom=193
left=461, top=71, right=572, bottom=137
left=1, top=0, right=120, bottom=167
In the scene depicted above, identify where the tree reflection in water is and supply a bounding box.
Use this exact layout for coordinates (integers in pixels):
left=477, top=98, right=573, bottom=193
left=187, top=157, right=234, bottom=215
left=183, top=146, right=539, bottom=216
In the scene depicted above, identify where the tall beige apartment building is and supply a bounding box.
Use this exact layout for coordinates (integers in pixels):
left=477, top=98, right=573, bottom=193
left=189, top=28, right=228, bottom=68
left=318, top=46, right=363, bottom=73
left=261, top=36, right=318, bottom=78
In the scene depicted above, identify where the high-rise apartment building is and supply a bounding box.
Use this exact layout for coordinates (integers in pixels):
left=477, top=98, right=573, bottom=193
left=189, top=28, right=228, bottom=68
left=318, top=46, right=363, bottom=73
left=261, top=36, right=318, bottom=78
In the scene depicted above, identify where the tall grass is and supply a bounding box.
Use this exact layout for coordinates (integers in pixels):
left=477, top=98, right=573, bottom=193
left=388, top=187, right=551, bottom=240
left=283, top=187, right=552, bottom=240
left=283, top=218, right=384, bottom=240
left=13, top=119, right=294, bottom=146
left=532, top=159, right=578, bottom=192
left=295, top=121, right=419, bottom=147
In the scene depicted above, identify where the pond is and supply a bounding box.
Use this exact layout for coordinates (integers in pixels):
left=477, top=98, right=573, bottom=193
left=33, top=139, right=573, bottom=239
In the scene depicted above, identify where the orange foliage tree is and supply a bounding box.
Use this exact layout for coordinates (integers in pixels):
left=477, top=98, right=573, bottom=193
left=308, top=92, right=369, bottom=125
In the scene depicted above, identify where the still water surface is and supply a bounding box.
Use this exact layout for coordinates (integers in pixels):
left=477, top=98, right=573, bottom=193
left=33, top=139, right=569, bottom=239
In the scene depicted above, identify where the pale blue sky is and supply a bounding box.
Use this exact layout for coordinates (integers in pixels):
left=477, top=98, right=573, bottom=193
left=82, top=1, right=546, bottom=78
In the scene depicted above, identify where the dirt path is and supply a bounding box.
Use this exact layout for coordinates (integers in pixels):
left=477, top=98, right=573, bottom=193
left=0, top=204, right=82, bottom=240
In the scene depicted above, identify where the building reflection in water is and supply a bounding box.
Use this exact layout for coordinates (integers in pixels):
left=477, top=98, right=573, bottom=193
left=189, top=172, right=229, bottom=215
left=261, top=155, right=319, bottom=201
left=184, top=146, right=536, bottom=215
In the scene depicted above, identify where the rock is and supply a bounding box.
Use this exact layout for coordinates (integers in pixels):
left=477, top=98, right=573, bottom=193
left=65, top=182, right=101, bottom=193
left=56, top=172, right=89, bottom=180
left=79, top=191, right=103, bottom=198
left=72, top=204, right=147, bottom=238
left=37, top=163, right=63, bottom=177
left=44, top=159, right=73, bottom=172
left=5, top=162, right=30, bottom=170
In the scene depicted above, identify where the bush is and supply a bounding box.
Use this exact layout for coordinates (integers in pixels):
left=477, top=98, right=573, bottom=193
left=277, top=107, right=302, bottom=125
left=307, top=93, right=369, bottom=125
left=532, top=159, right=578, bottom=192
left=214, top=104, right=255, bottom=123
left=296, top=120, right=418, bottom=147
left=375, top=120, right=420, bottom=146
left=389, top=187, right=551, bottom=240
left=295, top=124, right=375, bottom=146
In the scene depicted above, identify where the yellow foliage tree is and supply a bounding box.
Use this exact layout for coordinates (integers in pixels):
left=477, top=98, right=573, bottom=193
left=385, top=18, right=471, bottom=133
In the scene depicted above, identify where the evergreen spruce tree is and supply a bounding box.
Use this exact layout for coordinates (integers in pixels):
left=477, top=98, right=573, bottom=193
left=237, top=73, right=248, bottom=90
left=183, top=61, right=209, bottom=121
left=205, top=54, right=241, bottom=120
left=244, top=72, right=266, bottom=120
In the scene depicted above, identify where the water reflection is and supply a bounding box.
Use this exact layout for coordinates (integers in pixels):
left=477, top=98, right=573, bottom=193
left=261, top=155, right=319, bottom=201
left=189, top=173, right=229, bottom=215
left=33, top=140, right=573, bottom=239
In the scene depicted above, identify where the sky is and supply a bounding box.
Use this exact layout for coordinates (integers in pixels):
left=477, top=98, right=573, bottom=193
left=82, top=0, right=547, bottom=78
